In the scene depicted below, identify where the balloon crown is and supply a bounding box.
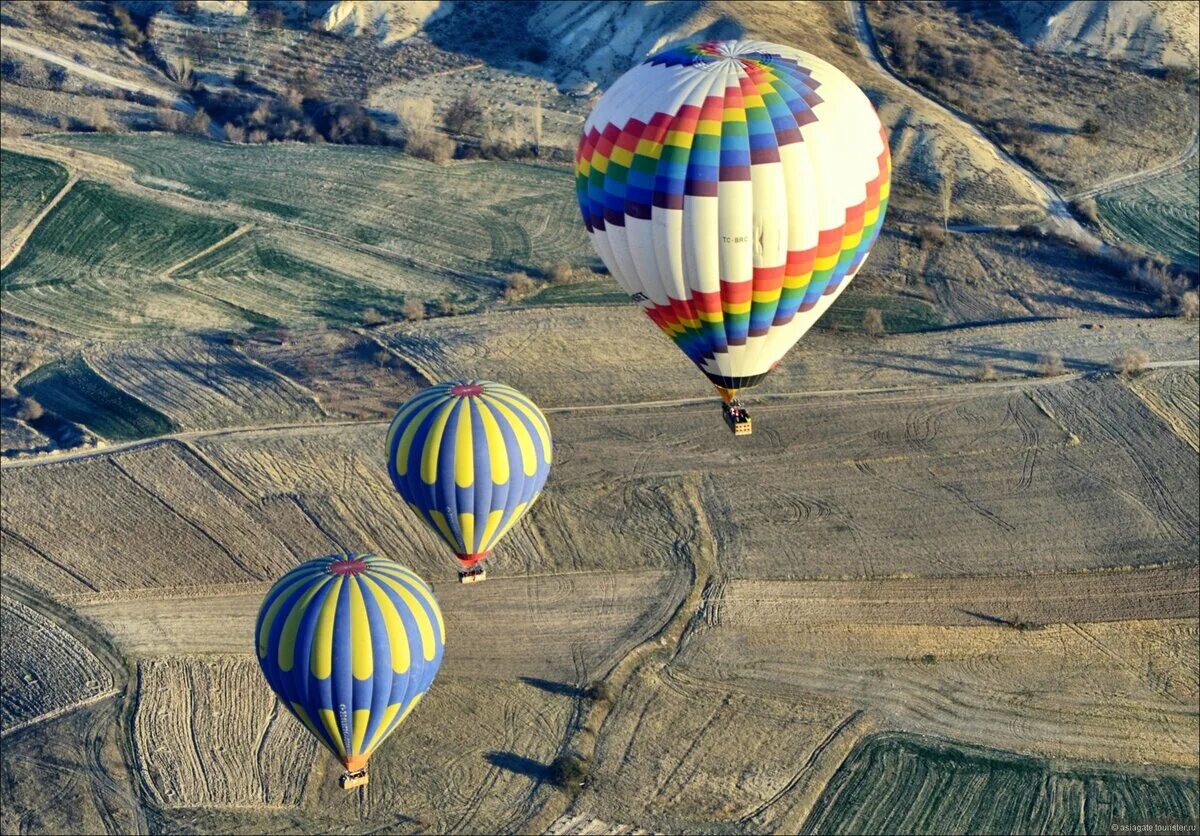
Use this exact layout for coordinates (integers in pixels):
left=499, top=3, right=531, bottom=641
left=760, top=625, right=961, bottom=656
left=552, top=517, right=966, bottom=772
left=449, top=382, right=484, bottom=397
left=327, top=556, right=368, bottom=575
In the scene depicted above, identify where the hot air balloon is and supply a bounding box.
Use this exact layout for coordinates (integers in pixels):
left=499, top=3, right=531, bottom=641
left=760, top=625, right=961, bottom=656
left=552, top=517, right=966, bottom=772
left=576, top=40, right=891, bottom=434
left=385, top=380, right=552, bottom=583
left=255, top=552, right=444, bottom=789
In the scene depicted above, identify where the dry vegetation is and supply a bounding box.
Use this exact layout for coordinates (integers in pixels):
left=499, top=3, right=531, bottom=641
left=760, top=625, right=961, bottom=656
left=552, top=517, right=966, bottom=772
left=0, top=593, right=113, bottom=731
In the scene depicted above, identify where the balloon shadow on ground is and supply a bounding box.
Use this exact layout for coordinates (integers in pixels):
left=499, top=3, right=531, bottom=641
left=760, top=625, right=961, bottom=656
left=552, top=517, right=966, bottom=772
left=486, top=751, right=551, bottom=781
left=519, top=676, right=581, bottom=697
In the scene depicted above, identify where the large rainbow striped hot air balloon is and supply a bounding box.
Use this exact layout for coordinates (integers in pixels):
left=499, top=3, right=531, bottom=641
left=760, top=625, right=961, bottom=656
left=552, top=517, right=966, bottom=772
left=385, top=380, right=552, bottom=582
left=255, top=553, right=444, bottom=789
left=576, top=40, right=891, bottom=434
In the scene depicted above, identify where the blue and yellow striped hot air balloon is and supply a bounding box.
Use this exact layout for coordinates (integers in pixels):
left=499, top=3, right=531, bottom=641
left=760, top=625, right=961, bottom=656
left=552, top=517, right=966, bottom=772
left=255, top=553, right=444, bottom=788
left=385, top=380, right=552, bottom=579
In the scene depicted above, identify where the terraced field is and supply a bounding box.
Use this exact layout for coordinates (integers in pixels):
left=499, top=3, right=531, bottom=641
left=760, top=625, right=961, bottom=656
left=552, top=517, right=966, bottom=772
left=86, top=338, right=324, bottom=431
left=1099, top=166, right=1200, bottom=269
left=0, top=150, right=69, bottom=247
left=49, top=134, right=591, bottom=279
left=0, top=180, right=241, bottom=337
left=1, top=180, right=236, bottom=290
left=587, top=667, right=858, bottom=830
left=18, top=355, right=174, bottom=441
left=174, top=228, right=462, bottom=327
left=802, top=733, right=1200, bottom=835
left=0, top=593, right=113, bottom=732
left=133, top=657, right=317, bottom=808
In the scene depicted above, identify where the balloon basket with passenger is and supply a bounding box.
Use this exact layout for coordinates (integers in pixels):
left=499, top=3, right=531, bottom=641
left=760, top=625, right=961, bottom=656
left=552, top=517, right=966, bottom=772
left=340, top=766, right=369, bottom=790
left=458, top=563, right=487, bottom=584
left=717, top=388, right=752, bottom=436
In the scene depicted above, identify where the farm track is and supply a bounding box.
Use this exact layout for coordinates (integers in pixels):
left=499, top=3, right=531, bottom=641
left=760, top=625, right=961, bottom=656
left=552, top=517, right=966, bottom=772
left=0, top=36, right=187, bottom=109
left=0, top=577, right=148, bottom=834
left=4, top=359, right=1195, bottom=472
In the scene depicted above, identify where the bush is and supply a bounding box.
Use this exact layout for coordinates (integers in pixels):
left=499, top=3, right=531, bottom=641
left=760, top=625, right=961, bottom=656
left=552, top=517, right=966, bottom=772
left=548, top=261, right=575, bottom=284
left=918, top=223, right=948, bottom=249
left=111, top=4, right=145, bottom=46
left=523, top=42, right=550, bottom=64
left=1178, top=291, right=1199, bottom=321
left=503, top=271, right=536, bottom=301
left=1079, top=118, right=1102, bottom=137
left=1109, top=349, right=1149, bottom=376
left=47, top=66, right=68, bottom=91
left=584, top=681, right=615, bottom=703
left=403, top=298, right=426, bottom=321
left=1035, top=353, right=1066, bottom=377
left=406, top=130, right=455, bottom=164
left=549, top=753, right=589, bottom=794
left=253, top=5, right=286, bottom=29
left=885, top=25, right=917, bottom=71
left=187, top=108, right=212, bottom=136
left=863, top=308, right=885, bottom=338
left=432, top=296, right=460, bottom=317
left=444, top=92, right=483, bottom=135
left=1070, top=197, right=1100, bottom=226
left=362, top=307, right=386, bottom=327
left=16, top=397, right=44, bottom=421
left=975, top=360, right=996, bottom=382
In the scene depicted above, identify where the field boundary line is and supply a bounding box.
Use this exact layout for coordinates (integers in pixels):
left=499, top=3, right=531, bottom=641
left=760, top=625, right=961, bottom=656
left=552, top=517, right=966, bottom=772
left=1, top=689, right=120, bottom=739
left=161, top=223, right=253, bottom=277
left=3, top=359, right=1196, bottom=471
left=0, top=174, right=77, bottom=271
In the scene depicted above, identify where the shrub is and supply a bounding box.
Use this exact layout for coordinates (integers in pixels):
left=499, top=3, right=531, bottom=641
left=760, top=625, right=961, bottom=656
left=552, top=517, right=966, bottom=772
left=523, top=42, right=550, bottom=64
left=372, top=349, right=392, bottom=369
left=920, top=653, right=937, bottom=665
left=549, top=753, right=589, bottom=794
left=1079, top=118, right=1102, bottom=137
left=1035, top=353, right=1065, bottom=377
left=975, top=360, right=996, bottom=382
left=548, top=261, right=575, bottom=284
left=187, top=108, right=212, bottom=136
left=224, top=122, right=246, bottom=143
left=47, top=65, right=68, bottom=91
left=406, top=130, right=455, bottom=164
left=584, top=681, right=615, bottom=703
left=111, top=4, right=145, bottom=46
left=432, top=296, right=460, bottom=317
left=444, top=92, right=483, bottom=135
left=1070, top=196, right=1100, bottom=226
left=1109, top=349, right=1149, bottom=376
left=1178, top=291, right=1199, bottom=321
left=503, top=271, right=536, bottom=301
left=886, top=25, right=917, bottom=70
left=918, top=223, right=948, bottom=249
left=16, top=398, right=44, bottom=421
left=253, top=5, right=286, bottom=29
left=863, top=308, right=885, bottom=338
left=362, top=307, right=386, bottom=327
left=403, top=298, right=426, bottom=321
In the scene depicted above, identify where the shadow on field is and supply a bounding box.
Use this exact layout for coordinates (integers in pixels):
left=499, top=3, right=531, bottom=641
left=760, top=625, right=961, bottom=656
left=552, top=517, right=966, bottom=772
left=486, top=751, right=550, bottom=781
left=519, top=676, right=581, bottom=697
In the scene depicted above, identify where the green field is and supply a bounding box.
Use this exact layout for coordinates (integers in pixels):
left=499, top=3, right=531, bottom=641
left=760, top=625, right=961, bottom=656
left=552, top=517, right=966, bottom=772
left=803, top=733, right=1199, bottom=835
left=0, top=150, right=70, bottom=245
left=817, top=288, right=944, bottom=334
left=174, top=228, right=462, bottom=327
left=48, top=135, right=590, bottom=278
left=1, top=180, right=236, bottom=290
left=19, top=356, right=174, bottom=441
left=1098, top=166, right=1200, bottom=270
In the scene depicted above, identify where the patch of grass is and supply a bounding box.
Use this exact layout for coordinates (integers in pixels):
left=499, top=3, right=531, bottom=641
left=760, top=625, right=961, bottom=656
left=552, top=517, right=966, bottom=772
left=817, top=290, right=944, bottom=334
left=0, top=150, right=70, bottom=243
left=1098, top=166, right=1200, bottom=270
left=803, top=732, right=1199, bottom=835
left=1, top=181, right=236, bottom=290
left=19, top=356, right=174, bottom=441
left=523, top=279, right=630, bottom=307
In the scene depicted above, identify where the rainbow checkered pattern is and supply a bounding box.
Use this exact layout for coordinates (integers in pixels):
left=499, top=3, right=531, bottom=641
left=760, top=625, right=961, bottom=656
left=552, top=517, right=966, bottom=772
left=577, top=40, right=891, bottom=390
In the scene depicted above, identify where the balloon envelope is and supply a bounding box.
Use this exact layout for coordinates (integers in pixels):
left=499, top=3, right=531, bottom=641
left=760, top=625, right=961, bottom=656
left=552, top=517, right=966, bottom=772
left=386, top=380, right=552, bottom=566
left=255, top=553, right=444, bottom=771
left=576, top=40, right=891, bottom=393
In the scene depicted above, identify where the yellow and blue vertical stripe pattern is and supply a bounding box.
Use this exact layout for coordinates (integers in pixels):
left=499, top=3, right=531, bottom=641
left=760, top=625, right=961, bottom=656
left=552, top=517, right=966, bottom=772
left=385, top=380, right=553, bottom=566
left=255, top=553, right=445, bottom=770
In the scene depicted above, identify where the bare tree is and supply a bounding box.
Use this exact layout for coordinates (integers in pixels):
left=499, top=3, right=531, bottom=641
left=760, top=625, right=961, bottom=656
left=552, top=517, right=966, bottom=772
left=1035, top=353, right=1065, bottom=377
left=1109, top=349, right=1149, bottom=376
left=863, top=308, right=885, bottom=338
